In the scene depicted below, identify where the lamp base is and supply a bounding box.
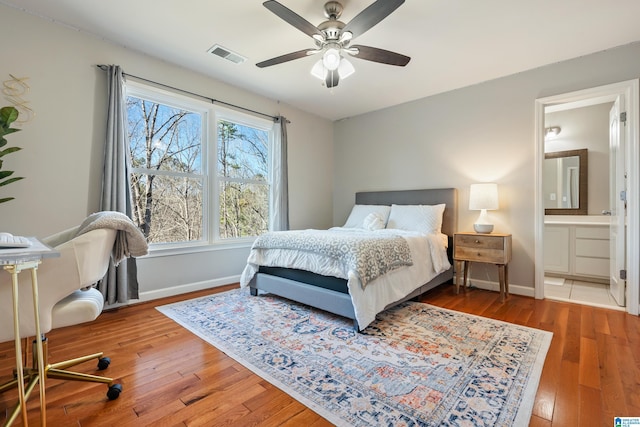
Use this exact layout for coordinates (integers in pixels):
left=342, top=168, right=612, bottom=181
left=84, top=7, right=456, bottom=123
left=473, top=223, right=494, bottom=233
left=473, top=209, right=494, bottom=233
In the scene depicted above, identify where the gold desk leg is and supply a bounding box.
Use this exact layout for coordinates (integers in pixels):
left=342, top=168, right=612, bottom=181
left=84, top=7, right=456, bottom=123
left=30, top=267, right=46, bottom=427
left=6, top=265, right=28, bottom=426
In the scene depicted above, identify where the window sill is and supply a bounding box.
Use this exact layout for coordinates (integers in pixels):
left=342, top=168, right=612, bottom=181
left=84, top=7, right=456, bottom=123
left=143, top=238, right=255, bottom=258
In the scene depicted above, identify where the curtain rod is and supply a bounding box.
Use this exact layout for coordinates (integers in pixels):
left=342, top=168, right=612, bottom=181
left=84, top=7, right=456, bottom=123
left=97, top=64, right=287, bottom=123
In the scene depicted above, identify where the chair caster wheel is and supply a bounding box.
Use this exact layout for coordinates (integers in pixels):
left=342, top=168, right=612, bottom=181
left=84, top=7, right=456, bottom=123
left=107, top=383, right=122, bottom=400
left=98, top=357, right=111, bottom=370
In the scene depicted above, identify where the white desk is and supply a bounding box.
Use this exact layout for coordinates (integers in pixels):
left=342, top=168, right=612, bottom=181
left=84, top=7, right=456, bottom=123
left=0, top=238, right=58, bottom=427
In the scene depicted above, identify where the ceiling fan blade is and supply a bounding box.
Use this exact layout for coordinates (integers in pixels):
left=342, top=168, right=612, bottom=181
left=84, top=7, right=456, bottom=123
left=342, top=0, right=405, bottom=39
left=263, top=1, right=324, bottom=39
left=350, top=45, right=410, bottom=66
left=326, top=69, right=339, bottom=88
left=256, top=49, right=317, bottom=68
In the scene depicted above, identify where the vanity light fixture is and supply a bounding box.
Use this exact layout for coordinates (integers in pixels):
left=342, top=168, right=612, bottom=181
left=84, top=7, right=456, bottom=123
left=545, top=126, right=561, bottom=139
left=469, top=183, right=499, bottom=233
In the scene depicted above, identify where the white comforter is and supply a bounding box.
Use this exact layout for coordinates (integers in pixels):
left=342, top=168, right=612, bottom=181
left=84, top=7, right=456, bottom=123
left=240, top=227, right=451, bottom=329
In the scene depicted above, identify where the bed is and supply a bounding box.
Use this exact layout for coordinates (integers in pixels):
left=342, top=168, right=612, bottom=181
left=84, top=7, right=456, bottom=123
left=240, top=188, right=458, bottom=330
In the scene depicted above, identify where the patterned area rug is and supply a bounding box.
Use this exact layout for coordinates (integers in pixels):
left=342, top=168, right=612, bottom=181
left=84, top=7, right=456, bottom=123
left=157, top=288, right=552, bottom=426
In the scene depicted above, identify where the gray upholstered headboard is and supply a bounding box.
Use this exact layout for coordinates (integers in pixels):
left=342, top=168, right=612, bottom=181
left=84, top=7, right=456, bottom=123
left=354, top=188, right=458, bottom=237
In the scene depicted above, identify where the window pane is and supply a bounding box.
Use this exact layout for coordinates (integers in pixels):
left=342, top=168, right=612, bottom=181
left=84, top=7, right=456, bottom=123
left=219, top=181, right=268, bottom=239
left=127, top=97, right=202, bottom=174
left=217, top=120, right=268, bottom=181
left=131, top=173, right=203, bottom=244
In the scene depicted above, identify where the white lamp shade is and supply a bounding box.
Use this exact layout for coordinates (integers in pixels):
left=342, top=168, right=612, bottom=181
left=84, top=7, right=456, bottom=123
left=469, top=183, right=499, bottom=210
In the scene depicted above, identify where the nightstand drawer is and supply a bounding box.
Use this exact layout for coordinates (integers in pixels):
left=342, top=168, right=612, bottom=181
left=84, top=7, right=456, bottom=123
left=454, top=246, right=506, bottom=263
left=455, top=234, right=505, bottom=250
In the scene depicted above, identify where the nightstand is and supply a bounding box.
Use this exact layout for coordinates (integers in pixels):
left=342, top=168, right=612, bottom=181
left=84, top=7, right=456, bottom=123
left=453, top=232, right=512, bottom=301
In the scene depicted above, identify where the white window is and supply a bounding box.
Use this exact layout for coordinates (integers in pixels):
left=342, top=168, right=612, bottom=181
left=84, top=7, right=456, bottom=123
left=126, top=82, right=272, bottom=247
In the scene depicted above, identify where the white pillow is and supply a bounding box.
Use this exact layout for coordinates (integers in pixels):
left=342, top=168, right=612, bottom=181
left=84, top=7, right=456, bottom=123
left=363, top=212, right=385, bottom=230
left=386, top=204, right=446, bottom=234
left=343, top=204, right=391, bottom=228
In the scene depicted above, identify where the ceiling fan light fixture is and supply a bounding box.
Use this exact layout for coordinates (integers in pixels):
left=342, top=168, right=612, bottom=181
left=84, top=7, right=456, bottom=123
left=311, top=57, right=355, bottom=84
left=338, top=57, right=355, bottom=79
left=310, top=59, right=327, bottom=80
left=322, top=47, right=341, bottom=70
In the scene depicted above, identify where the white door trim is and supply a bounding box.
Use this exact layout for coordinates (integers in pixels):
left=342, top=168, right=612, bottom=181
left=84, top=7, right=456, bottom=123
left=534, top=79, right=640, bottom=315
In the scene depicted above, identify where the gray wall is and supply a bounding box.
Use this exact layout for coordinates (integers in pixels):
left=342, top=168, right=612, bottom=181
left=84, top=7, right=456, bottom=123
left=333, top=42, right=640, bottom=292
left=0, top=5, right=334, bottom=300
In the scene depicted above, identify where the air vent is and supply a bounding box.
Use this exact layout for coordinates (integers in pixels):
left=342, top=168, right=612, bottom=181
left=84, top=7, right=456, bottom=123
left=207, top=44, right=247, bottom=64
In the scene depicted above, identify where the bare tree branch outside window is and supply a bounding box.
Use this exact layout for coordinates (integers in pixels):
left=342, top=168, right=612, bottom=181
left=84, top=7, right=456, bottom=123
left=217, top=120, right=269, bottom=239
left=127, top=94, right=270, bottom=244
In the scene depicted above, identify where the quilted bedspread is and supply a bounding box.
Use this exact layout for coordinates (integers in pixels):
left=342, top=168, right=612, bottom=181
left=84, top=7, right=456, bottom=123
left=250, top=228, right=413, bottom=287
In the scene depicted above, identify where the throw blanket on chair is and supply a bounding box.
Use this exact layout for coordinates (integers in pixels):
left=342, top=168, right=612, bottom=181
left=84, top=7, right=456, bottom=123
left=76, top=211, right=148, bottom=265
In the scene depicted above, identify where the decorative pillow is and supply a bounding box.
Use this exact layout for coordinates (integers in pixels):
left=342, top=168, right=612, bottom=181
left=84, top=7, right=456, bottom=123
left=363, top=212, right=385, bottom=231
left=343, top=205, right=391, bottom=228
left=386, top=204, right=446, bottom=234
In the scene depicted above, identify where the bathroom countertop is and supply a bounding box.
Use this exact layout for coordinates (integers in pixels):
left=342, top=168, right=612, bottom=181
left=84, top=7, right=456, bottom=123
left=544, top=215, right=610, bottom=225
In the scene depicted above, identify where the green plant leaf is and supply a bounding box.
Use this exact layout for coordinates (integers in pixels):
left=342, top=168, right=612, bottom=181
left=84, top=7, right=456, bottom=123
left=0, top=170, right=14, bottom=179
left=2, top=128, right=20, bottom=136
left=0, top=106, right=22, bottom=203
left=0, top=106, right=19, bottom=126
left=0, top=146, right=21, bottom=158
left=0, top=176, right=23, bottom=187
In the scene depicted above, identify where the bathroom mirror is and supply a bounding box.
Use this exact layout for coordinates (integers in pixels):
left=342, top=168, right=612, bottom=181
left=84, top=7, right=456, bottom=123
left=544, top=149, right=588, bottom=214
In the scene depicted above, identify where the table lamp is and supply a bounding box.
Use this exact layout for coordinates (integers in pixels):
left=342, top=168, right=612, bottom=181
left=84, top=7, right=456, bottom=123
left=469, top=183, right=499, bottom=233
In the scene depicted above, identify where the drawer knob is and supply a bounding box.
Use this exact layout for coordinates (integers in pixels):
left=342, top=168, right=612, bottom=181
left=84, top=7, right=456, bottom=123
left=474, top=239, right=480, bottom=243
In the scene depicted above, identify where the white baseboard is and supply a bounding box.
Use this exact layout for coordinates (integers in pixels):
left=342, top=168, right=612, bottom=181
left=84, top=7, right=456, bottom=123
left=131, top=275, right=533, bottom=306
left=137, top=275, right=240, bottom=303
left=453, top=277, right=535, bottom=298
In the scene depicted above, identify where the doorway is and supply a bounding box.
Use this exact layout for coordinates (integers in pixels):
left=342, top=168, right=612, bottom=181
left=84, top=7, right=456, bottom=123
left=534, top=80, right=640, bottom=316
left=543, top=102, right=617, bottom=308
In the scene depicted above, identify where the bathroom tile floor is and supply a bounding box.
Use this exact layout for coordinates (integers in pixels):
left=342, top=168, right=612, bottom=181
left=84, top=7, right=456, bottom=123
left=544, top=277, right=624, bottom=310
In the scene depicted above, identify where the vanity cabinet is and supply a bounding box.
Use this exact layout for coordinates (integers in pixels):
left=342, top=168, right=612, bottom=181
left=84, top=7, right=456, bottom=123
left=544, top=220, right=609, bottom=281
left=544, top=226, right=570, bottom=273
left=544, top=223, right=609, bottom=281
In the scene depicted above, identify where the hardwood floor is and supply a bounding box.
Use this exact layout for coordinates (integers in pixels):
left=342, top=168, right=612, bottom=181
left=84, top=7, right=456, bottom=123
left=1, top=282, right=639, bottom=426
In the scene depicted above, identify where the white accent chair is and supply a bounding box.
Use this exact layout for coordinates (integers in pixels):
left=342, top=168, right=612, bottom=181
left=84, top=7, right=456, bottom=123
left=0, top=226, right=123, bottom=418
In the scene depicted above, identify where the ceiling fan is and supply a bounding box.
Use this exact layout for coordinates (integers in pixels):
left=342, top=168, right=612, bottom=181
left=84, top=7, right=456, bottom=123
left=256, top=0, right=411, bottom=88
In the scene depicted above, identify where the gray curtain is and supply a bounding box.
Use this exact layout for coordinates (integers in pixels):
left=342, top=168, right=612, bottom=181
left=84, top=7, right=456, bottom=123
left=99, top=65, right=139, bottom=304
left=270, top=116, right=289, bottom=231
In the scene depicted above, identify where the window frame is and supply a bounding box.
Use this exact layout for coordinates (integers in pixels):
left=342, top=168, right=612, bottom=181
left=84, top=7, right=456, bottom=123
left=125, top=80, right=274, bottom=253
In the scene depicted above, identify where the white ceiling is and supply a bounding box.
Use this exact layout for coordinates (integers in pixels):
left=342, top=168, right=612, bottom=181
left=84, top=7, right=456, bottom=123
left=4, top=0, right=640, bottom=121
